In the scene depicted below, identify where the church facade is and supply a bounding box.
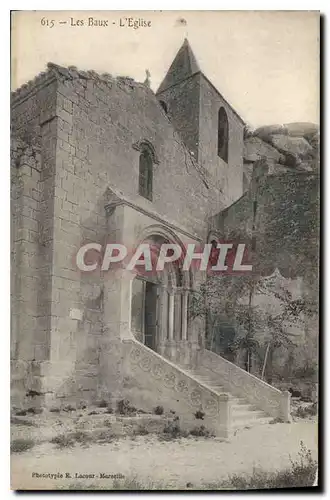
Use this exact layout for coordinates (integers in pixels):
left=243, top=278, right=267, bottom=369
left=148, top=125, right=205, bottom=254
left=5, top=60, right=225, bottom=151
left=11, top=40, right=293, bottom=437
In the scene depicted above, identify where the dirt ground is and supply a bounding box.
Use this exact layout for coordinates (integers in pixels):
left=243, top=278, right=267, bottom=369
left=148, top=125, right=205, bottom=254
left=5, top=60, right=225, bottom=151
left=11, top=420, right=318, bottom=490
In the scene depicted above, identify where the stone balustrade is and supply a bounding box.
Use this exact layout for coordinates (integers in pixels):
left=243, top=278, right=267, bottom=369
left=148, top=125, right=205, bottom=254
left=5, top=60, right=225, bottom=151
left=122, top=338, right=231, bottom=437
left=199, top=349, right=291, bottom=421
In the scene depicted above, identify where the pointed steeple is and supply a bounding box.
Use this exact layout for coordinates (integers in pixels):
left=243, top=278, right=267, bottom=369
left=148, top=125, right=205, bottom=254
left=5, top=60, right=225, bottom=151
left=157, top=39, right=200, bottom=94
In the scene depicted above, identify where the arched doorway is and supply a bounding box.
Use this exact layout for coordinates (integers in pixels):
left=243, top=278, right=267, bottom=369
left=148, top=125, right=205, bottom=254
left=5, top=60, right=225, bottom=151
left=131, top=274, right=162, bottom=351
left=130, top=232, right=191, bottom=360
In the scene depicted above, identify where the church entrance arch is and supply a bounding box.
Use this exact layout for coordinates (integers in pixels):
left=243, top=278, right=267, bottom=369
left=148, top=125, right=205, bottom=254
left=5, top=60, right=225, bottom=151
left=130, top=230, right=191, bottom=358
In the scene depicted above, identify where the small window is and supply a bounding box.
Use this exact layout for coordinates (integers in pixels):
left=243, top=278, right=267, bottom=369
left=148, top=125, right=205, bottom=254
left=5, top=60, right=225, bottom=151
left=159, top=100, right=168, bottom=114
left=139, top=147, right=153, bottom=201
left=217, top=107, right=229, bottom=163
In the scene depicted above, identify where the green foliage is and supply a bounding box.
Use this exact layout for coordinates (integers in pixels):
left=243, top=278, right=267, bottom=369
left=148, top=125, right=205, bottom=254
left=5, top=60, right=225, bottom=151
left=14, top=409, right=27, bottom=416
left=292, top=403, right=317, bottom=419
left=50, top=431, right=92, bottom=449
left=189, top=425, right=213, bottom=437
left=58, top=442, right=317, bottom=490
left=11, top=416, right=36, bottom=426
left=116, top=399, right=137, bottom=415
left=11, top=438, right=35, bottom=453
left=162, top=419, right=189, bottom=440
left=190, top=267, right=317, bottom=378
left=26, top=407, right=43, bottom=414
left=95, top=430, right=116, bottom=444
left=194, top=410, right=205, bottom=420
left=153, top=405, right=164, bottom=415
left=97, top=399, right=108, bottom=408
left=205, top=442, right=317, bottom=489
left=62, top=404, right=76, bottom=412
left=134, top=425, right=149, bottom=436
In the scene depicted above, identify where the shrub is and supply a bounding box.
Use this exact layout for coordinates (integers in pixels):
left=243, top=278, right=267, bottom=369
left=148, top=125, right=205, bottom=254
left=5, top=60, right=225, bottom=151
left=134, top=425, right=149, bottom=436
left=60, top=477, right=163, bottom=491
left=153, top=406, right=164, bottom=415
left=50, top=431, right=92, bottom=449
left=25, top=390, right=42, bottom=398
left=11, top=438, right=35, bottom=453
left=11, top=416, right=36, bottom=427
left=293, top=403, right=317, bottom=419
left=62, top=404, right=76, bottom=412
left=97, top=399, right=108, bottom=408
left=112, top=477, right=163, bottom=490
left=288, top=441, right=317, bottom=486
left=50, top=434, right=76, bottom=449
left=189, top=425, right=212, bottom=437
left=116, top=399, right=137, bottom=415
left=162, top=419, right=189, bottom=440
left=96, top=430, right=116, bottom=444
left=269, top=417, right=285, bottom=424
left=194, top=410, right=205, bottom=420
left=70, top=431, right=92, bottom=446
left=26, top=407, right=43, bottom=415
left=204, top=441, right=317, bottom=489
left=14, top=409, right=27, bottom=416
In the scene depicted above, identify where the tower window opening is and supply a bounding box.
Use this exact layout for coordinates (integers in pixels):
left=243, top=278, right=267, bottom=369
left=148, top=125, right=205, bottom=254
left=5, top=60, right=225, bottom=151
left=159, top=100, right=168, bottom=114
left=139, top=147, right=153, bottom=201
left=217, top=107, right=229, bottom=163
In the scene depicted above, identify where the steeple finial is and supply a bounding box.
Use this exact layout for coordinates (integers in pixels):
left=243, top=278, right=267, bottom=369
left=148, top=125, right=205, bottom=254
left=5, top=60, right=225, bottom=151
left=157, top=39, right=200, bottom=94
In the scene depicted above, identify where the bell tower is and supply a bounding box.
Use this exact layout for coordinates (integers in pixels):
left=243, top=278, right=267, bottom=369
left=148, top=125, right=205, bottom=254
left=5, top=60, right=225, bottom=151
left=156, top=39, right=245, bottom=206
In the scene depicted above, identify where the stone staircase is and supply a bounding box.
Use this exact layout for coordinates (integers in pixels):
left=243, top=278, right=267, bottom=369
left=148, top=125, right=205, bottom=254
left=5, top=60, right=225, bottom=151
left=122, top=339, right=290, bottom=438
left=184, top=366, right=274, bottom=430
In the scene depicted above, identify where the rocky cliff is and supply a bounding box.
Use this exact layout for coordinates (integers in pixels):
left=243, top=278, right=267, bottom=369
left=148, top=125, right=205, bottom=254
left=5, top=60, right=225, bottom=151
left=243, top=122, right=319, bottom=190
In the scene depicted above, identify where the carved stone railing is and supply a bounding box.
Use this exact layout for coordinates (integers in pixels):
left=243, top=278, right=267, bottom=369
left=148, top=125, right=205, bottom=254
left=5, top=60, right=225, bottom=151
left=122, top=338, right=231, bottom=438
left=199, top=349, right=291, bottom=421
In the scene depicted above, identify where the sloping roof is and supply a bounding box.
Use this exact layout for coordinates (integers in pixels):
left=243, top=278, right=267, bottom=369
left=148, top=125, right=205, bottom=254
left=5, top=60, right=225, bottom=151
left=157, top=38, right=200, bottom=94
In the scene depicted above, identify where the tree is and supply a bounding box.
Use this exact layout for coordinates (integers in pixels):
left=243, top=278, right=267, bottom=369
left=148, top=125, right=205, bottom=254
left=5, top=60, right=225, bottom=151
left=189, top=268, right=315, bottom=377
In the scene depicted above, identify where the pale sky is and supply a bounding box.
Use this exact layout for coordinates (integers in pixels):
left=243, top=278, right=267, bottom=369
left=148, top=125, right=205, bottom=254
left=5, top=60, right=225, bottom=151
left=11, top=10, right=319, bottom=128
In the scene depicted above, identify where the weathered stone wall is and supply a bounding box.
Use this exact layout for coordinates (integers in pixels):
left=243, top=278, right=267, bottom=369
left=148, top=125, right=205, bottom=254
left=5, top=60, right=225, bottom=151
left=198, top=74, right=244, bottom=209
left=157, top=72, right=245, bottom=213
left=11, top=79, right=59, bottom=407
left=12, top=63, right=317, bottom=408
left=209, top=169, right=319, bottom=387
left=212, top=171, right=319, bottom=278
left=156, top=74, right=201, bottom=161
left=11, top=65, right=217, bottom=406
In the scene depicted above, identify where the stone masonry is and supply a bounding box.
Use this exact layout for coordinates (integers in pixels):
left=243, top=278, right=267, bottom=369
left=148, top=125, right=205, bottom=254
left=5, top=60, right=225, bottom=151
left=10, top=39, right=318, bottom=435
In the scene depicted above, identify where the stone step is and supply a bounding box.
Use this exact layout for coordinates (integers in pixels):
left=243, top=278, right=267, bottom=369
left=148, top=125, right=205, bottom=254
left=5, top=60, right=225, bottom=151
left=208, top=385, right=225, bottom=392
left=232, top=416, right=274, bottom=430
left=229, top=397, right=251, bottom=405
left=182, top=368, right=273, bottom=430
left=231, top=409, right=266, bottom=421
left=231, top=403, right=257, bottom=413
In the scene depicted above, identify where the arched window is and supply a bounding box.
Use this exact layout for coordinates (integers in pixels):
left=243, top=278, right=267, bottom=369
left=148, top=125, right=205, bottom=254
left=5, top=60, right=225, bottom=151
left=139, top=147, right=153, bottom=201
left=217, top=107, right=229, bottom=163
left=159, top=100, right=168, bottom=114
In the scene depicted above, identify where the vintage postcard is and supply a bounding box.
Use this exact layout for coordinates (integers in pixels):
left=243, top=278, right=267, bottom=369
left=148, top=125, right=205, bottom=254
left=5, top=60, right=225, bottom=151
left=10, top=10, right=319, bottom=491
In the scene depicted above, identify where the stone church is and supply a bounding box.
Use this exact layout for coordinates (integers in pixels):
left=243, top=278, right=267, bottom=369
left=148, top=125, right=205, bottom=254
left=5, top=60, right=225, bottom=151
left=12, top=39, right=318, bottom=436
